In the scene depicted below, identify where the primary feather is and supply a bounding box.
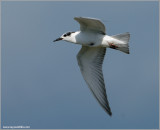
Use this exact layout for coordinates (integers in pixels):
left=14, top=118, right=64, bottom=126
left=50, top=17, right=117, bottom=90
left=77, top=46, right=112, bottom=116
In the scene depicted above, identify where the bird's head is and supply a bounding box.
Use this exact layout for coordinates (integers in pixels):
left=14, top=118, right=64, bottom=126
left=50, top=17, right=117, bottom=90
left=53, top=31, right=76, bottom=43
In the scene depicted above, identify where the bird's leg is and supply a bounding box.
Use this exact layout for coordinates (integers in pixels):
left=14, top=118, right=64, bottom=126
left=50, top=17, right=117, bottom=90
left=108, top=42, right=118, bottom=49
left=89, top=43, right=95, bottom=46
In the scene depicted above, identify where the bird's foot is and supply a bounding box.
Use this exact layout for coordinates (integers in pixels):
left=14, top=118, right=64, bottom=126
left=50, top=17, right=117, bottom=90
left=109, top=43, right=118, bottom=49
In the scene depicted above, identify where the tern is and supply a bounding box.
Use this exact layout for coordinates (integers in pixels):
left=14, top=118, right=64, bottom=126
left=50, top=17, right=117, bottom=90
left=54, top=17, right=130, bottom=116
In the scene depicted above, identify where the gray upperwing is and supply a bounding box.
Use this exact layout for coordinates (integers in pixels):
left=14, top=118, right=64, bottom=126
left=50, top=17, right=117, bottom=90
left=74, top=17, right=106, bottom=35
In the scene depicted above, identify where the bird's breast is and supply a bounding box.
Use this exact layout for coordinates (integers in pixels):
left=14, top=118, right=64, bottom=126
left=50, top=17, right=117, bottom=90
left=75, top=32, right=104, bottom=46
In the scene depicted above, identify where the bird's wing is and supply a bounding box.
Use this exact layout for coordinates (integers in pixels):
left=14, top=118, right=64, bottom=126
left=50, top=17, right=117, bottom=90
left=77, top=46, right=112, bottom=116
left=74, top=17, right=106, bottom=35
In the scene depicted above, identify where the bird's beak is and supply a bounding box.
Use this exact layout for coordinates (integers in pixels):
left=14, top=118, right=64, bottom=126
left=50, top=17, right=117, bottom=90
left=53, top=37, right=63, bottom=42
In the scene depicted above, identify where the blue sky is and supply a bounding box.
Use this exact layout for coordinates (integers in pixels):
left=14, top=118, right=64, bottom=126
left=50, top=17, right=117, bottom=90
left=1, top=1, right=159, bottom=129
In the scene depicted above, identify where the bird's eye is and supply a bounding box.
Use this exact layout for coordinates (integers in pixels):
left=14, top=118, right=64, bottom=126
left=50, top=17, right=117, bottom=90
left=67, top=32, right=71, bottom=36
left=63, top=32, right=72, bottom=37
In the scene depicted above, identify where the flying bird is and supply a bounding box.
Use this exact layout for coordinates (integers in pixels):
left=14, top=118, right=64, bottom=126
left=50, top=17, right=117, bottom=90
left=54, top=17, right=130, bottom=116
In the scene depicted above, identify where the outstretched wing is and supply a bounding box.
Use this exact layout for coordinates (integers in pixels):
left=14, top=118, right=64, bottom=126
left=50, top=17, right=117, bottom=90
left=74, top=17, right=106, bottom=35
left=77, top=46, right=112, bottom=116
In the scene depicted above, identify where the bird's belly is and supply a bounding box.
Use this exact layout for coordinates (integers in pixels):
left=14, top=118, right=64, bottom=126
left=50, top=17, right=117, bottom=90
left=76, top=33, right=103, bottom=47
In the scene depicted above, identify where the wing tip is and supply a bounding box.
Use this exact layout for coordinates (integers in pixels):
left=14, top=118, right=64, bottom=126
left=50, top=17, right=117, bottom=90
left=74, top=16, right=100, bottom=20
left=74, top=16, right=81, bottom=20
left=108, top=111, right=112, bottom=116
left=104, top=107, right=112, bottom=116
left=74, top=17, right=77, bottom=20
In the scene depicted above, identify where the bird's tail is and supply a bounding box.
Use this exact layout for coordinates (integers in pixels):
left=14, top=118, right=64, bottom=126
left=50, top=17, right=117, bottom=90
left=111, top=32, right=130, bottom=54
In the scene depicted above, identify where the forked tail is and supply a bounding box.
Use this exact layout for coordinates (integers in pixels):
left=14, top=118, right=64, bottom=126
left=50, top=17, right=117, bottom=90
left=111, top=32, right=130, bottom=54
